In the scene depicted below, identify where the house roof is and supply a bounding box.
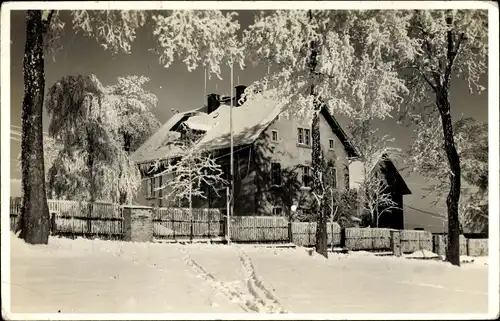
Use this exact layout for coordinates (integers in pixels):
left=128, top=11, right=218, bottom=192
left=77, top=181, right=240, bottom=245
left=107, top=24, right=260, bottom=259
left=131, top=90, right=359, bottom=166
left=131, top=109, right=198, bottom=164
left=349, top=152, right=412, bottom=195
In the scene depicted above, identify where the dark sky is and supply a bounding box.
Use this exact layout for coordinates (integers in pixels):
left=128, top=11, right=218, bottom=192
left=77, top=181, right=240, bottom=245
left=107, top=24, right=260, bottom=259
left=8, top=10, right=488, bottom=232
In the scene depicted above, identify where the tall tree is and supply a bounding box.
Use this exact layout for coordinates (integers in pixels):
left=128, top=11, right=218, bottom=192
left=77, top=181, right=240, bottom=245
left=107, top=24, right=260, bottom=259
left=19, top=10, right=243, bottom=244
left=45, top=74, right=141, bottom=205
left=400, top=10, right=488, bottom=265
left=19, top=11, right=55, bottom=244
left=243, top=10, right=415, bottom=257
left=105, top=75, right=161, bottom=204
left=407, top=116, right=488, bottom=233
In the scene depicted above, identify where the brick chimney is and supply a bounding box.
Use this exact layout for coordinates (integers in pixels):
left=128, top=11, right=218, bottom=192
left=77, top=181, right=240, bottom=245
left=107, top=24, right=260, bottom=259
left=207, top=93, right=220, bottom=114
left=235, top=85, right=247, bottom=107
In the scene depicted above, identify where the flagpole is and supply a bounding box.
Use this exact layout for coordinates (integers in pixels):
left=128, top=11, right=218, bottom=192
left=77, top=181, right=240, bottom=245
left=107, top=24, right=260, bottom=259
left=204, top=68, right=207, bottom=105
left=228, top=63, right=234, bottom=245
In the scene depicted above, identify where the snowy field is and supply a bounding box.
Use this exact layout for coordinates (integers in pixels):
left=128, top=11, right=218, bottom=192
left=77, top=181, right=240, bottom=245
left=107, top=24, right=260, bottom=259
left=8, top=233, right=489, bottom=315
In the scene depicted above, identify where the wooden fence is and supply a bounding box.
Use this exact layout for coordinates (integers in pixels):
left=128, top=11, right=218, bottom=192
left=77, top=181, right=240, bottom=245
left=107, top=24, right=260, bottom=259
left=153, top=207, right=223, bottom=240
left=9, top=198, right=489, bottom=256
left=400, top=230, right=433, bottom=253
left=345, top=228, right=395, bottom=251
left=291, top=222, right=341, bottom=247
left=10, top=198, right=123, bottom=239
left=231, top=216, right=288, bottom=243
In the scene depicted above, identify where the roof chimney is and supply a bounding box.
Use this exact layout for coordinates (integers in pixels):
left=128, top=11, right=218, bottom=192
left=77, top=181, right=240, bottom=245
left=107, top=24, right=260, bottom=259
left=235, top=85, right=247, bottom=107
left=207, top=93, right=220, bottom=114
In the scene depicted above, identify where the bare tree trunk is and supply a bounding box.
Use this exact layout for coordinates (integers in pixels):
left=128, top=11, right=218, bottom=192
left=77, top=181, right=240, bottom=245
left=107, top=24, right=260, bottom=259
left=308, top=9, right=328, bottom=258
left=19, top=11, right=51, bottom=244
left=312, top=111, right=328, bottom=258
left=437, top=89, right=461, bottom=266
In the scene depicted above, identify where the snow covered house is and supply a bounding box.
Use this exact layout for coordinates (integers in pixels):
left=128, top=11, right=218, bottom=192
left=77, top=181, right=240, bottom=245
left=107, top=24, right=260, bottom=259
left=131, top=85, right=409, bottom=225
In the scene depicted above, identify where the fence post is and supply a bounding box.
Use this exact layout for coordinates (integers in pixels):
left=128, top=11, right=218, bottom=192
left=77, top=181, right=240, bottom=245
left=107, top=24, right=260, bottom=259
left=50, top=212, right=57, bottom=235
left=122, top=205, right=153, bottom=242
left=288, top=220, right=293, bottom=244
left=223, top=215, right=228, bottom=243
left=433, top=234, right=446, bottom=257
left=190, top=218, right=194, bottom=242
left=87, top=202, right=93, bottom=238
left=172, top=210, right=176, bottom=241
left=208, top=212, right=211, bottom=239
left=390, top=230, right=402, bottom=257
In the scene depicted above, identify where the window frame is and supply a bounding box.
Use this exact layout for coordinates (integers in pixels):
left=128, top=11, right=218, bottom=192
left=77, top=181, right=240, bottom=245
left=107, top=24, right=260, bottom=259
left=301, top=165, right=312, bottom=188
left=331, top=167, right=337, bottom=189
left=297, top=128, right=304, bottom=145
left=297, top=127, right=311, bottom=147
left=271, top=129, right=279, bottom=142
left=329, top=138, right=335, bottom=150
left=270, top=161, right=282, bottom=186
left=272, top=207, right=283, bottom=216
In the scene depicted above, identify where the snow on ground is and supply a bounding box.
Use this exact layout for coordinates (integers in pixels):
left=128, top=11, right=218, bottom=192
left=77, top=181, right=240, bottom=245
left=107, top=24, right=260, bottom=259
left=9, top=234, right=488, bottom=314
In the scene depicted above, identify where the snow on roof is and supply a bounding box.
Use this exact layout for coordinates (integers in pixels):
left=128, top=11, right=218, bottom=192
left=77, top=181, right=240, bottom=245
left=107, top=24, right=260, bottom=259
left=184, top=112, right=214, bottom=132
left=131, top=91, right=282, bottom=165
left=348, top=150, right=407, bottom=191
left=196, top=91, right=282, bottom=150
left=131, top=108, right=200, bottom=164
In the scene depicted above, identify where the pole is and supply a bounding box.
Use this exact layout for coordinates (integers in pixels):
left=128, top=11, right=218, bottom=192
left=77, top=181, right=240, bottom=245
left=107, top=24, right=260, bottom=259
left=229, top=63, right=234, bottom=245
left=204, top=68, right=207, bottom=105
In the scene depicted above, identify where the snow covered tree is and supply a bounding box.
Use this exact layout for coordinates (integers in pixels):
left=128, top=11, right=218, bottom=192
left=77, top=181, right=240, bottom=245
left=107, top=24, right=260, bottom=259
left=45, top=74, right=141, bottom=206
left=243, top=10, right=415, bottom=257
left=19, top=9, right=243, bottom=244
left=105, top=75, right=161, bottom=203
left=347, top=119, right=402, bottom=227
left=106, top=75, right=160, bottom=153
left=358, top=171, right=399, bottom=228
left=400, top=10, right=488, bottom=266
left=152, top=124, right=227, bottom=217
left=408, top=116, right=488, bottom=233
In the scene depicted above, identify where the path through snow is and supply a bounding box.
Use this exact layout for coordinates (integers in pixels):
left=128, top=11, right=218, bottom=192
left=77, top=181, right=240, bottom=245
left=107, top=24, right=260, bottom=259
left=8, top=234, right=489, bottom=314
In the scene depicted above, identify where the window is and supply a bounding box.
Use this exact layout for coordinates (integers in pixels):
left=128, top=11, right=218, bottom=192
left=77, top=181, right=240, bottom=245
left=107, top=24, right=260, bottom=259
left=158, top=175, right=163, bottom=198
left=271, top=130, right=279, bottom=142
left=301, top=166, right=312, bottom=188
left=271, top=162, right=282, bottom=186
left=329, top=138, right=335, bottom=150
left=331, top=167, right=337, bottom=189
left=146, top=176, right=158, bottom=199
left=297, top=127, right=311, bottom=146
left=304, top=129, right=311, bottom=146
left=272, top=207, right=282, bottom=216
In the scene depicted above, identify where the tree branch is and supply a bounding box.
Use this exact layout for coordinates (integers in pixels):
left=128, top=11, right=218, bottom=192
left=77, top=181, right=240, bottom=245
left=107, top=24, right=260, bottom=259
left=311, top=70, right=336, bottom=80
left=42, top=10, right=55, bottom=34
left=411, top=66, right=437, bottom=92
